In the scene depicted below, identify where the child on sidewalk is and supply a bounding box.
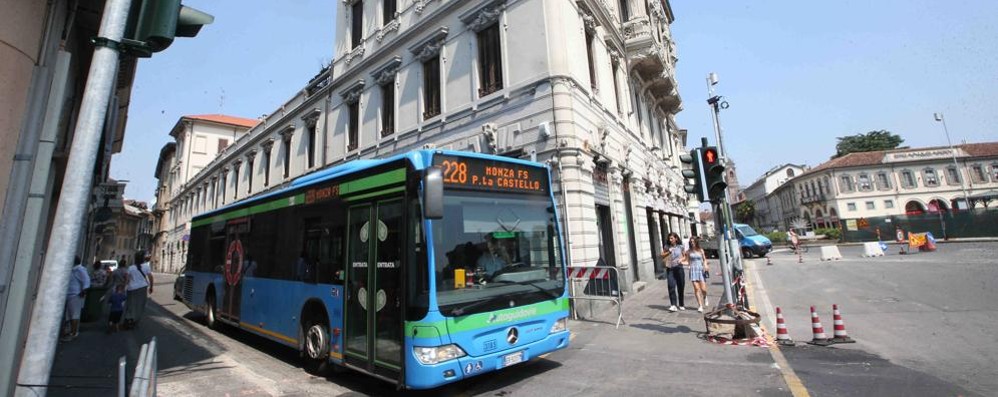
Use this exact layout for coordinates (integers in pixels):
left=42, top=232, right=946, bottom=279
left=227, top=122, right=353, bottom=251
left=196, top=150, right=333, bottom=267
left=105, top=284, right=127, bottom=333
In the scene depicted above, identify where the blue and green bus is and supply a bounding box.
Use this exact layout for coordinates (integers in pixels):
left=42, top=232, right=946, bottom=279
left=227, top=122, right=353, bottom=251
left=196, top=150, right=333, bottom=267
left=178, top=150, right=570, bottom=389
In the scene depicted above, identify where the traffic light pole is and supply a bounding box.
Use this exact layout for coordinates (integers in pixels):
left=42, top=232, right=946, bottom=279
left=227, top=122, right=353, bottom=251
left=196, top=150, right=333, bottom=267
left=15, top=0, right=132, bottom=394
left=706, top=76, right=742, bottom=309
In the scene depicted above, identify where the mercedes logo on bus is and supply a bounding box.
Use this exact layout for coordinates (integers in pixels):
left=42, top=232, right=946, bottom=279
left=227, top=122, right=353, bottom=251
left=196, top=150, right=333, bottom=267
left=507, top=327, right=519, bottom=345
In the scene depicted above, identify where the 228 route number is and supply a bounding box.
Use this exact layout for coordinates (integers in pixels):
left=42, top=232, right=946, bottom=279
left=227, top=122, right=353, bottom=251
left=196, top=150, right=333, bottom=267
left=441, top=160, right=468, bottom=184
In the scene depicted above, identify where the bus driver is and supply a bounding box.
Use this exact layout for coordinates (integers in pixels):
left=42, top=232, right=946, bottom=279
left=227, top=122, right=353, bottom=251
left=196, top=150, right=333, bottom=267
left=477, top=235, right=512, bottom=278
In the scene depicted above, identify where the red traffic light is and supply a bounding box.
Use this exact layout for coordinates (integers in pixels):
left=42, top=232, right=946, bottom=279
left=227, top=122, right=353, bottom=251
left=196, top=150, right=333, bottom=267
left=702, top=147, right=718, bottom=165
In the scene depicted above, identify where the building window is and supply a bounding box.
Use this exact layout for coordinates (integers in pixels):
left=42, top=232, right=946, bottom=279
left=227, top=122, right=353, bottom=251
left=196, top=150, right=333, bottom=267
left=858, top=174, right=872, bottom=191
left=348, top=102, right=360, bottom=150
left=876, top=172, right=891, bottom=190
left=865, top=201, right=875, bottom=210
left=220, top=174, right=227, bottom=205
left=901, top=170, right=916, bottom=189
left=611, top=61, right=622, bottom=114
left=991, top=163, right=998, bottom=181
left=247, top=157, right=254, bottom=193
left=283, top=136, right=292, bottom=179
left=787, top=168, right=795, bottom=178
left=477, top=23, right=503, bottom=97
left=585, top=29, right=597, bottom=92
left=383, top=0, right=396, bottom=24
left=306, top=124, right=316, bottom=169
left=233, top=164, right=240, bottom=200
left=884, top=199, right=894, bottom=209
left=839, top=175, right=854, bottom=192
left=971, top=164, right=986, bottom=183
left=923, top=168, right=939, bottom=187
left=381, top=83, right=395, bottom=136
left=618, top=0, right=629, bottom=21
left=263, top=148, right=271, bottom=187
left=351, top=1, right=363, bottom=49
left=193, top=135, right=207, bottom=154
left=946, top=166, right=961, bottom=185
left=217, top=139, right=229, bottom=153
left=632, top=83, right=642, bottom=130
left=422, top=55, right=441, bottom=119
left=847, top=202, right=857, bottom=211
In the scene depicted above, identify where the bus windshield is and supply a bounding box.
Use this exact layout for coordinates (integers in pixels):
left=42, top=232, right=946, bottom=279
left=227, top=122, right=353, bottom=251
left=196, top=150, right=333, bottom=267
left=432, top=190, right=565, bottom=316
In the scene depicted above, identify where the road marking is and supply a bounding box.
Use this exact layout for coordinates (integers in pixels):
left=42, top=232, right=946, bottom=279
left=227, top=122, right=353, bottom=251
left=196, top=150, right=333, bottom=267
left=746, top=262, right=812, bottom=397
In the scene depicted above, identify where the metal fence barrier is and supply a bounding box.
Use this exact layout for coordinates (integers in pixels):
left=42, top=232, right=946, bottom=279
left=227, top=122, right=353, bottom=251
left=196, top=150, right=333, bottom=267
left=124, top=337, right=157, bottom=397
left=567, top=265, right=624, bottom=328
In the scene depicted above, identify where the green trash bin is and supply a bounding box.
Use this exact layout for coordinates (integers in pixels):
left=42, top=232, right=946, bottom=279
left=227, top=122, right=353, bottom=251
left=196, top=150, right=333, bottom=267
left=82, top=286, right=107, bottom=323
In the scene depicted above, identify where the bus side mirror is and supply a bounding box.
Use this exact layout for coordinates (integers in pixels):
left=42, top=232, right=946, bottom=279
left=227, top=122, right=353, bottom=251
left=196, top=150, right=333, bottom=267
left=423, top=166, right=444, bottom=219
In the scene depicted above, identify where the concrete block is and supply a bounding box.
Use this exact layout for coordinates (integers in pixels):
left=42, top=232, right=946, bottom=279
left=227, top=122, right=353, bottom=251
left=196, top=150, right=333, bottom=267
left=820, top=245, right=843, bottom=261
left=862, top=242, right=885, bottom=257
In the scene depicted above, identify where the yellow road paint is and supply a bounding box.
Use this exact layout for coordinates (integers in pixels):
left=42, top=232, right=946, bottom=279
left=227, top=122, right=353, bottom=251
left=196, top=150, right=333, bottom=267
left=744, top=264, right=812, bottom=397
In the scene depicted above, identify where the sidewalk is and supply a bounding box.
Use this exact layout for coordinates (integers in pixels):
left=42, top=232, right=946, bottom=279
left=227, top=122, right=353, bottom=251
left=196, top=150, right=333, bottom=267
left=46, top=275, right=224, bottom=397
left=543, top=277, right=793, bottom=396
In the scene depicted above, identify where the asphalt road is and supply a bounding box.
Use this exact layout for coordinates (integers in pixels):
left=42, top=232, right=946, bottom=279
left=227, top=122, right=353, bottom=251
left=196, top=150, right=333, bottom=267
left=748, top=242, right=998, bottom=397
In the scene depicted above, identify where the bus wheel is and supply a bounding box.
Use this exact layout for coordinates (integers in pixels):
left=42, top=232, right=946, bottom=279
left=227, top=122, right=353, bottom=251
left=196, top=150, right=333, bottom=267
left=302, top=319, right=330, bottom=375
left=205, top=291, right=219, bottom=330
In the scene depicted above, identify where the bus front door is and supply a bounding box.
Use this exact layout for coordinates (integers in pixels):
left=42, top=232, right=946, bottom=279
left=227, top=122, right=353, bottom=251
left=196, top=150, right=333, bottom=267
left=345, top=198, right=404, bottom=380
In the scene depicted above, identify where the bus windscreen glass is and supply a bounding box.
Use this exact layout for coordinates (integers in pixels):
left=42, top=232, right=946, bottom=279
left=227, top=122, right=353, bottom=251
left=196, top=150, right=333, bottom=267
left=431, top=190, right=564, bottom=316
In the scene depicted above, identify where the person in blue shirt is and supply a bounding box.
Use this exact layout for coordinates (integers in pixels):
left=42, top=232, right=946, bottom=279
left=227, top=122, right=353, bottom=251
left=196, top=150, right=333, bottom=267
left=106, top=284, right=127, bottom=333
left=477, top=235, right=510, bottom=279
left=62, top=256, right=90, bottom=341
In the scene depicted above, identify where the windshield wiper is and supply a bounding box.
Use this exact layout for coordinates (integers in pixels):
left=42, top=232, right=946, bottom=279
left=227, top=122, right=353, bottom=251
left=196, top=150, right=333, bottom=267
left=489, top=279, right=559, bottom=300
left=451, top=293, right=517, bottom=317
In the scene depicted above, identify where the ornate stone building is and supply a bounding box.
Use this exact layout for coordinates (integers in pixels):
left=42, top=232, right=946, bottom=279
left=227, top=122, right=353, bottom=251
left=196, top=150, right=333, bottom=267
left=155, top=0, right=692, bottom=289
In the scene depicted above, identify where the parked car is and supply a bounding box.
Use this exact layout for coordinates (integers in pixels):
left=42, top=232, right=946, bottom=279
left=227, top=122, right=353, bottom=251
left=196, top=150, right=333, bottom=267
left=99, top=259, right=118, bottom=273
left=701, top=223, right=773, bottom=259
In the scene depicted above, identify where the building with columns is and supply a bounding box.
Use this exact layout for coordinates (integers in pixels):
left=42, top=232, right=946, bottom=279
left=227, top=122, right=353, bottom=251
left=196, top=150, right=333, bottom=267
left=770, top=142, right=998, bottom=231
left=152, top=115, right=259, bottom=273
left=154, top=0, right=692, bottom=290
left=742, top=163, right=808, bottom=231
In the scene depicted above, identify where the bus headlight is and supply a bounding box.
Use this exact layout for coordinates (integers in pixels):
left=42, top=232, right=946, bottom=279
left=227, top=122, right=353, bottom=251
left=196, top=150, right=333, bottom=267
left=414, top=344, right=466, bottom=365
left=550, top=317, right=568, bottom=333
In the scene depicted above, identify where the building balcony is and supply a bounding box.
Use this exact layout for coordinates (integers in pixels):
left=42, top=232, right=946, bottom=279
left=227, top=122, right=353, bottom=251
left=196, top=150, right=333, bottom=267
left=800, top=193, right=826, bottom=205
left=622, top=18, right=667, bottom=81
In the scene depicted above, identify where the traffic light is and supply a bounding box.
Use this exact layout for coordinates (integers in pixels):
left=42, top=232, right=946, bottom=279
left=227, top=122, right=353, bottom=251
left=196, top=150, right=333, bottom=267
left=123, top=0, right=214, bottom=57
left=701, top=146, right=727, bottom=202
left=680, top=149, right=706, bottom=202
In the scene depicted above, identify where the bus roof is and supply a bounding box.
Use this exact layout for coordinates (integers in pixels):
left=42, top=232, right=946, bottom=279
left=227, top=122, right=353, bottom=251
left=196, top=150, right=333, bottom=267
left=192, top=150, right=547, bottom=221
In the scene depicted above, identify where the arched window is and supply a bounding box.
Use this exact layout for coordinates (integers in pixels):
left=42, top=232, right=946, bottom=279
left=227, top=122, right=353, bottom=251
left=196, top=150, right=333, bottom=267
left=787, top=169, right=795, bottom=177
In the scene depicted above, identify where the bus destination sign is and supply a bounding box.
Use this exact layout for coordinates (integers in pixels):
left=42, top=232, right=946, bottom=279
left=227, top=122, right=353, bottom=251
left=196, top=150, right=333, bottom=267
left=433, top=155, right=549, bottom=195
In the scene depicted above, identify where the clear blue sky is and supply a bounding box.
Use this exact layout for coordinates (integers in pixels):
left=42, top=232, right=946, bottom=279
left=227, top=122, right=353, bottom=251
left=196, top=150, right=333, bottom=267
left=112, top=0, right=998, bottom=202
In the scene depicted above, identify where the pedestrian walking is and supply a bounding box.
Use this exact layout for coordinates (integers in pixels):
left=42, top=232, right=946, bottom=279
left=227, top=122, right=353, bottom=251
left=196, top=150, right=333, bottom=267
left=686, top=238, right=710, bottom=312
left=62, top=256, right=90, bottom=341
left=123, top=252, right=154, bottom=329
left=110, top=258, right=129, bottom=290
left=90, top=260, right=108, bottom=288
left=104, top=283, right=127, bottom=333
left=660, top=232, right=687, bottom=312
left=788, top=229, right=800, bottom=254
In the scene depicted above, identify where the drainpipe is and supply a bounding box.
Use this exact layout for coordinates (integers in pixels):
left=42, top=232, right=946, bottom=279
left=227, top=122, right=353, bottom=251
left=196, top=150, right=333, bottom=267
left=16, top=0, right=131, bottom=394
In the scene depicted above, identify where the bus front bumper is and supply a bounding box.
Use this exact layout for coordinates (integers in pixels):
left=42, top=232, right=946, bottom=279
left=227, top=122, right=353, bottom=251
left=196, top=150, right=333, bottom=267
left=405, top=329, right=570, bottom=389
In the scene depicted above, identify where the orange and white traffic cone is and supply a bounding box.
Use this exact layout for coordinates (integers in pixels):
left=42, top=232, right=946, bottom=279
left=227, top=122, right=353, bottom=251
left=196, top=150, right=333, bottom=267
left=808, top=306, right=832, bottom=346
left=775, top=307, right=795, bottom=346
left=831, top=304, right=855, bottom=344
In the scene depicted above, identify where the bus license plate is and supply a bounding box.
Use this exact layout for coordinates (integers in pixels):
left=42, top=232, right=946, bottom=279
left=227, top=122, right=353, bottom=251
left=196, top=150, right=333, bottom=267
left=502, top=351, right=524, bottom=367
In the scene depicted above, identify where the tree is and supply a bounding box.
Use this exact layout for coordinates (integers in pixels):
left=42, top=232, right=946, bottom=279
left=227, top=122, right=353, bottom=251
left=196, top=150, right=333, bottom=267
left=735, top=200, right=755, bottom=224
left=834, top=130, right=904, bottom=158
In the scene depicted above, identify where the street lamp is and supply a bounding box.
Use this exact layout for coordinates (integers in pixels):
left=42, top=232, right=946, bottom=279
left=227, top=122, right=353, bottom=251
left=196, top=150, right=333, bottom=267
left=933, top=113, right=971, bottom=211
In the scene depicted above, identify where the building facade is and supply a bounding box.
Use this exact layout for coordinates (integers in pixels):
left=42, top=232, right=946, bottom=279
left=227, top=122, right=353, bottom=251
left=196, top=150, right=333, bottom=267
left=782, top=142, right=998, bottom=230
left=152, top=115, right=259, bottom=273
left=155, top=0, right=692, bottom=288
left=741, top=163, right=808, bottom=231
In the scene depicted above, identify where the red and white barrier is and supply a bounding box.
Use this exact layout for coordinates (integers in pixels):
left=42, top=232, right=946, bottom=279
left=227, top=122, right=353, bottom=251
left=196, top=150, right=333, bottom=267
left=567, top=266, right=611, bottom=279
